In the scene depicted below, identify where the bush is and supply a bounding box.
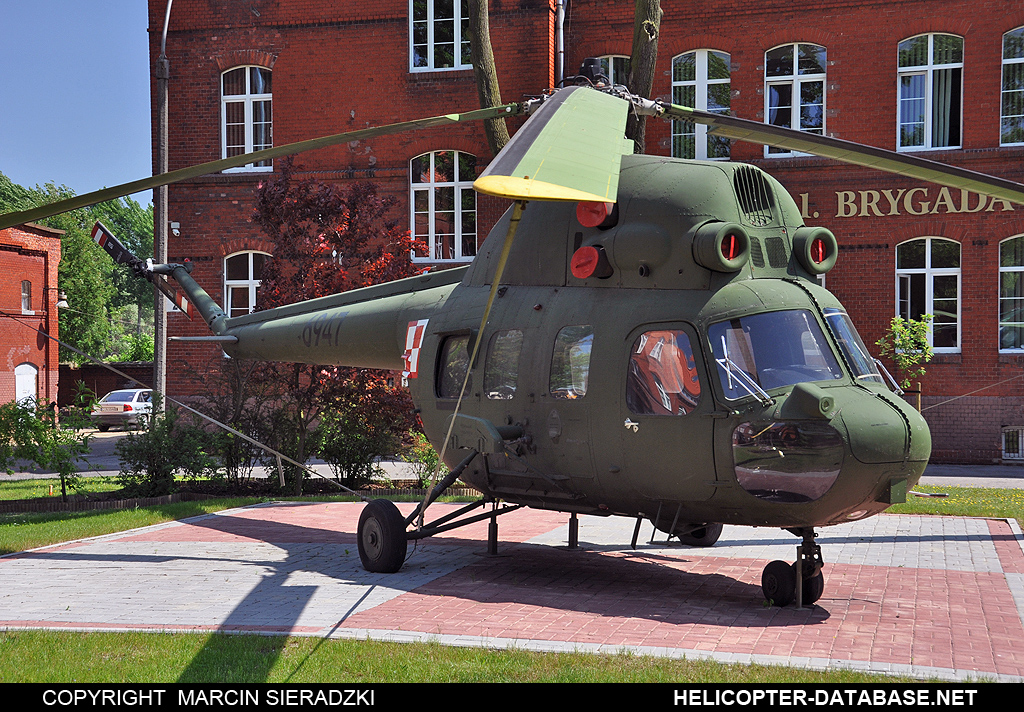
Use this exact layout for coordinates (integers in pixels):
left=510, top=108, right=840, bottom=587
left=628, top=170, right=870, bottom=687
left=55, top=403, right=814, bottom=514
left=115, top=401, right=218, bottom=497
left=401, top=430, right=448, bottom=489
left=0, top=399, right=90, bottom=500
left=318, top=410, right=399, bottom=490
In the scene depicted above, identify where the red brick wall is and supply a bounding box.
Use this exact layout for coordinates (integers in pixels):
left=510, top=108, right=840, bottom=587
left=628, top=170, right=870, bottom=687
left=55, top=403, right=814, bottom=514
left=0, top=224, right=62, bottom=406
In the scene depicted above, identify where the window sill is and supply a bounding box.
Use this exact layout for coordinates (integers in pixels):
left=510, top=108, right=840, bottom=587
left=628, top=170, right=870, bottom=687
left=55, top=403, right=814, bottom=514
left=222, top=166, right=273, bottom=174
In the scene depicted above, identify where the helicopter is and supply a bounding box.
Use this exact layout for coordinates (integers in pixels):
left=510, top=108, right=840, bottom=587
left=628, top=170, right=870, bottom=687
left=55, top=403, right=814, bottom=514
left=6, top=74, right=1024, bottom=608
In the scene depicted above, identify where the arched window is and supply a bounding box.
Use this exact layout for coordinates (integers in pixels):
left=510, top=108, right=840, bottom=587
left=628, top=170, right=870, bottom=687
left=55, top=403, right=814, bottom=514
left=224, top=251, right=269, bottom=317
left=895, top=237, right=960, bottom=350
left=410, top=150, right=477, bottom=262
left=764, top=43, right=826, bottom=156
left=671, top=50, right=731, bottom=160
left=897, top=34, right=963, bottom=150
left=1002, top=27, right=1024, bottom=146
left=1000, top=235, right=1024, bottom=350
left=221, top=66, right=272, bottom=170
left=14, top=363, right=38, bottom=406
left=410, top=0, right=471, bottom=71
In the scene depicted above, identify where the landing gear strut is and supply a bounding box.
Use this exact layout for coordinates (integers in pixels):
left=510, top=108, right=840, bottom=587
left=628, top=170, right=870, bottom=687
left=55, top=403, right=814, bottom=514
left=761, top=527, right=824, bottom=607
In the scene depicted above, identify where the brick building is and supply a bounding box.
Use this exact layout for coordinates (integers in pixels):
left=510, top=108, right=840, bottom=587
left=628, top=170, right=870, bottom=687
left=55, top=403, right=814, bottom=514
left=150, top=0, right=1024, bottom=462
left=0, top=223, right=62, bottom=406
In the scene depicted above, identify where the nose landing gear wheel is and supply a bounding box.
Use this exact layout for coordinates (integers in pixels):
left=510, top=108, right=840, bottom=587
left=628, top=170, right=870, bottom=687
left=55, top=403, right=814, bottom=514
left=358, top=499, right=408, bottom=573
left=761, top=559, right=796, bottom=607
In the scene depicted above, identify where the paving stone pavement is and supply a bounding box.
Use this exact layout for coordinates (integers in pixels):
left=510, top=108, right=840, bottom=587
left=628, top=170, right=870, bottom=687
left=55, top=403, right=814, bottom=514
left=1, top=501, right=1022, bottom=682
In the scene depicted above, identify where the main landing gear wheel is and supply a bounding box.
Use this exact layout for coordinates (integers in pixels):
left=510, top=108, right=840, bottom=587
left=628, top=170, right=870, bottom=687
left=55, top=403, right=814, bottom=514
left=677, top=522, right=723, bottom=547
left=358, top=499, right=408, bottom=573
left=801, top=567, right=825, bottom=605
left=761, top=560, right=796, bottom=607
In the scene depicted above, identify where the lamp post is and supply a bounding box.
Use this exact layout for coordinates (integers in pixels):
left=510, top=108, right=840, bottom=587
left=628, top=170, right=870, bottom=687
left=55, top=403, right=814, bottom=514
left=154, top=0, right=174, bottom=410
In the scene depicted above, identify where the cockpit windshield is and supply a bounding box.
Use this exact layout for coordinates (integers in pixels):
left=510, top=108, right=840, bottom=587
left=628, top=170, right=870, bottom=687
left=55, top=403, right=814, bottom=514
left=822, top=308, right=884, bottom=384
left=709, top=310, right=843, bottom=400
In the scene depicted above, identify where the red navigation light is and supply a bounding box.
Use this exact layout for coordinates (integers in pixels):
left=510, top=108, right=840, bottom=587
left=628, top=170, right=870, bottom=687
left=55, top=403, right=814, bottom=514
left=721, top=233, right=740, bottom=261
left=576, top=201, right=616, bottom=229
left=811, top=237, right=826, bottom=263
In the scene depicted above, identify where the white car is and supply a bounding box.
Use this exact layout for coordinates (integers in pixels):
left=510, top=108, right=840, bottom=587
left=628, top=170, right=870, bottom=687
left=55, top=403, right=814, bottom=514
left=91, top=389, right=153, bottom=431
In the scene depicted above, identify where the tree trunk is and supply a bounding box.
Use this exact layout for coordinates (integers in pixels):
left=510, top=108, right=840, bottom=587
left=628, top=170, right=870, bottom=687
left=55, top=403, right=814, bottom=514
left=625, top=0, right=663, bottom=154
left=468, top=0, right=510, bottom=155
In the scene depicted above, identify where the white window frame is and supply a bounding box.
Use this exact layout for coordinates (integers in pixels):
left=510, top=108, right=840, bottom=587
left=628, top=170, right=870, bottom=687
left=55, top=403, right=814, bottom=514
left=596, top=55, right=631, bottom=86
left=21, top=280, right=33, bottom=314
left=671, top=49, right=731, bottom=160
left=895, top=237, right=961, bottom=352
left=897, top=33, right=963, bottom=151
left=410, top=150, right=477, bottom=263
left=1002, top=27, right=1024, bottom=146
left=1003, top=426, right=1024, bottom=459
left=764, top=43, right=827, bottom=157
left=999, top=234, right=1024, bottom=352
left=224, top=251, right=270, bottom=318
left=410, top=0, right=472, bottom=72
left=221, top=66, right=273, bottom=172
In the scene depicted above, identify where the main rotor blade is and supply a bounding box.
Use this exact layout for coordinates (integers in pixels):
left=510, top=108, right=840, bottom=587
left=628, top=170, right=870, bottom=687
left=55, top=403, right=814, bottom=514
left=0, top=105, right=520, bottom=231
left=664, top=104, right=1024, bottom=206
left=474, top=86, right=633, bottom=203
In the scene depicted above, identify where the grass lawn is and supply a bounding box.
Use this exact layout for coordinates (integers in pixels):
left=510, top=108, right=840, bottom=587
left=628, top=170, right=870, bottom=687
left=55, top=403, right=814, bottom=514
left=0, top=482, right=1017, bottom=683
left=0, top=630, right=922, bottom=683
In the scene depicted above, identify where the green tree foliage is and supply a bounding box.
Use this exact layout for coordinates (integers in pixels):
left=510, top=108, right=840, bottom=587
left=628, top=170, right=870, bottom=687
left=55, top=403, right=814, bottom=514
left=876, top=315, right=934, bottom=390
left=0, top=400, right=90, bottom=501
left=248, top=160, right=420, bottom=494
left=0, top=172, right=154, bottom=363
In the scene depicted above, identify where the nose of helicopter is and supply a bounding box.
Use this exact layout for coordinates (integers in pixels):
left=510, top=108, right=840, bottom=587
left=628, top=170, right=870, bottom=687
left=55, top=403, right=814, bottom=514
left=835, top=388, right=931, bottom=465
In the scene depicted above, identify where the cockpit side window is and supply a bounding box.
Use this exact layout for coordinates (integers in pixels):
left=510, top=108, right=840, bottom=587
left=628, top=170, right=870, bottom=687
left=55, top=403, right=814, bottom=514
left=549, top=325, right=594, bottom=399
left=484, top=330, right=523, bottom=399
left=627, top=330, right=702, bottom=415
left=437, top=335, right=471, bottom=398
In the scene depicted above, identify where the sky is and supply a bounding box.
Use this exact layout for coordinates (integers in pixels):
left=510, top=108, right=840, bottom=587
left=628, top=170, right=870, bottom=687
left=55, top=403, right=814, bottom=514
left=0, top=1, right=153, bottom=205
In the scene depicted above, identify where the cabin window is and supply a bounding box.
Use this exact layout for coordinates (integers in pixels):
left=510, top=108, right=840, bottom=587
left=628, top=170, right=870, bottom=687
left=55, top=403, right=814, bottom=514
left=410, top=150, right=477, bottom=262
left=549, top=325, right=594, bottom=399
left=410, top=0, right=471, bottom=72
left=627, top=330, right=701, bottom=415
left=224, top=251, right=269, bottom=317
left=221, top=66, right=272, bottom=170
left=764, top=43, right=826, bottom=156
left=999, top=235, right=1024, bottom=351
left=896, top=237, right=960, bottom=351
left=437, top=335, right=471, bottom=398
left=672, top=50, right=731, bottom=160
left=484, top=330, right=523, bottom=399
left=1002, top=27, right=1024, bottom=145
left=897, top=34, right=963, bottom=150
